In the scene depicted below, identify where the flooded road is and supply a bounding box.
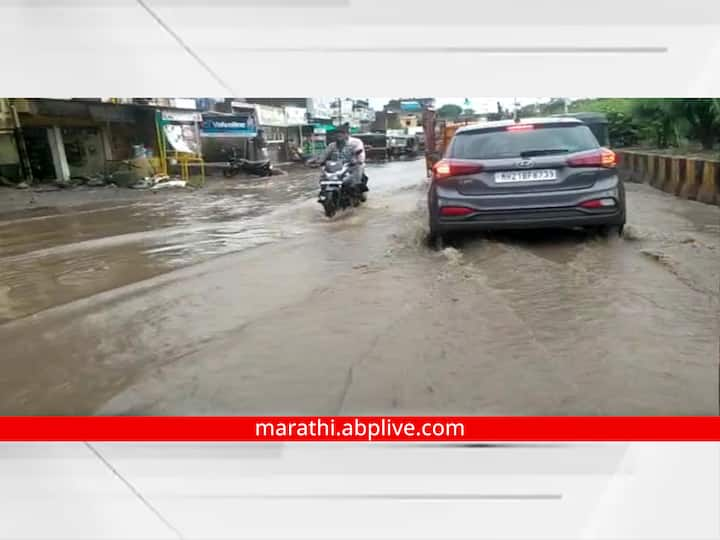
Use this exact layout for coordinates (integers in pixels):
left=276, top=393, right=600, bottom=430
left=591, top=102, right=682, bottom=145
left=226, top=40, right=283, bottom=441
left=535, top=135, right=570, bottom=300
left=0, top=160, right=717, bottom=415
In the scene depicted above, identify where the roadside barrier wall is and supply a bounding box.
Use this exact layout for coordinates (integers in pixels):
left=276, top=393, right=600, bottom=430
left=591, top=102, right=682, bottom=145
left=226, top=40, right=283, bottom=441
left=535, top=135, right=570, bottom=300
left=616, top=150, right=719, bottom=205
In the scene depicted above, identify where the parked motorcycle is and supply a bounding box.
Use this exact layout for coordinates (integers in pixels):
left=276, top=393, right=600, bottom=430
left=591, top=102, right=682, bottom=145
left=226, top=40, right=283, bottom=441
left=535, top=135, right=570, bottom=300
left=222, top=147, right=273, bottom=178
left=317, top=160, right=367, bottom=218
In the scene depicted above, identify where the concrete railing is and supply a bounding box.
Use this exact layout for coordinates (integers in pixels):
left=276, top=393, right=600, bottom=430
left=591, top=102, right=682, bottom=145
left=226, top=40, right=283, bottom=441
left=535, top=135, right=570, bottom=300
left=616, top=149, right=720, bottom=205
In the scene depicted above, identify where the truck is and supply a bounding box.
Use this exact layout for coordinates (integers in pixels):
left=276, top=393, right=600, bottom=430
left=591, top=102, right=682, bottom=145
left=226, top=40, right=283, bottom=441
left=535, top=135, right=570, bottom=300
left=552, top=112, right=610, bottom=147
left=422, top=108, right=479, bottom=177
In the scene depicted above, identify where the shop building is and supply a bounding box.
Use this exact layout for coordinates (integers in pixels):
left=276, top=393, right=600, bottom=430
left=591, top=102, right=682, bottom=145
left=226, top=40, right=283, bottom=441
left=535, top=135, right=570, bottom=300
left=11, top=99, right=156, bottom=182
left=10, top=99, right=202, bottom=184
left=0, top=99, right=22, bottom=181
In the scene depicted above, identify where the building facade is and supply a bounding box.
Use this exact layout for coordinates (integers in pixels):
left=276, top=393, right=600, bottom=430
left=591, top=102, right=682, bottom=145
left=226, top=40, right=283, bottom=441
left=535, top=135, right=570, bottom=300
left=6, top=99, right=202, bottom=184
left=0, top=99, right=21, bottom=180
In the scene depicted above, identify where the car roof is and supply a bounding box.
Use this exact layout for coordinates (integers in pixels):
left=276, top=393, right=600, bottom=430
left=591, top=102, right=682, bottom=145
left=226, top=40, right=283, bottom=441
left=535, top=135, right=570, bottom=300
left=454, top=117, right=583, bottom=135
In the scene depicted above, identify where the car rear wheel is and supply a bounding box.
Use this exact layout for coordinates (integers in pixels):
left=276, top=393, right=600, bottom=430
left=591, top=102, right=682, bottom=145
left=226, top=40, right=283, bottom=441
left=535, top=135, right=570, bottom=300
left=597, top=224, right=623, bottom=238
left=428, top=216, right=446, bottom=250
left=427, top=230, right=445, bottom=250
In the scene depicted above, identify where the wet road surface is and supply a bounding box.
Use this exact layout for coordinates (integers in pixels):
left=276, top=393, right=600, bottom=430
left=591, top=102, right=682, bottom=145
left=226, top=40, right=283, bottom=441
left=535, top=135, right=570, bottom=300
left=0, top=160, right=718, bottom=415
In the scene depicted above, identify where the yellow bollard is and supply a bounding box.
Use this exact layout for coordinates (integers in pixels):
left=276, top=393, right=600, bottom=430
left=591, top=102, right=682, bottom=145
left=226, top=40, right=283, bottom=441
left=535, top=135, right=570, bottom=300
left=679, top=158, right=702, bottom=200
left=697, top=160, right=719, bottom=205
left=646, top=154, right=657, bottom=185
left=666, top=157, right=684, bottom=195
left=654, top=156, right=671, bottom=189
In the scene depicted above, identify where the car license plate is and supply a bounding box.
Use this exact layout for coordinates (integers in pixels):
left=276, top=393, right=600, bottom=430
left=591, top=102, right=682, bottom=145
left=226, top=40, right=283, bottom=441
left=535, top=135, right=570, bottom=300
left=494, top=169, right=558, bottom=183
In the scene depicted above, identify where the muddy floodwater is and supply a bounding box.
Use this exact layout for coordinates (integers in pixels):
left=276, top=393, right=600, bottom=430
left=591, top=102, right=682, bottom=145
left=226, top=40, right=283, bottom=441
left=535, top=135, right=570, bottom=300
left=0, top=160, right=718, bottom=415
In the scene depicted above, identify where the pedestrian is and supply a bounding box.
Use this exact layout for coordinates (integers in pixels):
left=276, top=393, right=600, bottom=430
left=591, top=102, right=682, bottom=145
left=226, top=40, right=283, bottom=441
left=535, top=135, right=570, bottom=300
left=254, top=128, right=269, bottom=161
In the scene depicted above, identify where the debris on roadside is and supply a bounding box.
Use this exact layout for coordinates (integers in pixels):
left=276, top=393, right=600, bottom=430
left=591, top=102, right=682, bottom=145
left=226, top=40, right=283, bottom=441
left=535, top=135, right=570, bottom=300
left=129, top=173, right=189, bottom=191
left=152, top=174, right=171, bottom=183
left=15, top=181, right=29, bottom=190
left=30, top=184, right=59, bottom=192
left=130, top=178, right=154, bottom=189
left=86, top=176, right=107, bottom=187
left=70, top=175, right=93, bottom=185
left=152, top=179, right=187, bottom=190
left=54, top=178, right=73, bottom=189
left=640, top=248, right=667, bottom=262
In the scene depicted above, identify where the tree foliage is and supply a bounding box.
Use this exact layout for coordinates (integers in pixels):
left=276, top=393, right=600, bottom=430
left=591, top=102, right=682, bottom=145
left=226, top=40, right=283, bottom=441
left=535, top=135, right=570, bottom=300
left=437, top=104, right=463, bottom=120
left=672, top=99, right=720, bottom=150
left=568, top=98, right=719, bottom=150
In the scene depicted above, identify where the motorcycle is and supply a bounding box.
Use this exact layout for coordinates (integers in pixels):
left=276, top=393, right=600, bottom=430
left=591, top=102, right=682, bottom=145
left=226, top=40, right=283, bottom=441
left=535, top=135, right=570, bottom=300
left=222, top=147, right=273, bottom=178
left=317, top=160, right=368, bottom=218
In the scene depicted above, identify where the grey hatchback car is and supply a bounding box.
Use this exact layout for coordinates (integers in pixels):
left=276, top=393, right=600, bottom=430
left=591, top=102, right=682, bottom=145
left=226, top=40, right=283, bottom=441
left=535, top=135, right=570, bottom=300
left=428, top=117, right=625, bottom=244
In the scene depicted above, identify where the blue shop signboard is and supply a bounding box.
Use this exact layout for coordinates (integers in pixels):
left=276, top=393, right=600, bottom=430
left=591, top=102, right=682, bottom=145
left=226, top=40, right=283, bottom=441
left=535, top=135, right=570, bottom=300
left=201, top=114, right=257, bottom=138
left=400, top=101, right=422, bottom=112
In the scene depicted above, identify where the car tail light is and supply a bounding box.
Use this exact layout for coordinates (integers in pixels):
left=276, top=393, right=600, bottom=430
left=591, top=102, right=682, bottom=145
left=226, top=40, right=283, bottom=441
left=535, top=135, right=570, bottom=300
left=440, top=206, right=475, bottom=217
left=506, top=124, right=535, bottom=132
left=567, top=149, right=617, bottom=168
left=432, top=159, right=484, bottom=180
left=433, top=160, right=452, bottom=179
left=579, top=198, right=616, bottom=209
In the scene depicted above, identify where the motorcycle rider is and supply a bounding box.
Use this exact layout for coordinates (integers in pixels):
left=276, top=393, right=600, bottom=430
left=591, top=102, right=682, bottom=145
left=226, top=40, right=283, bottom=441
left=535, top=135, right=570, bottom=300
left=316, top=124, right=367, bottom=193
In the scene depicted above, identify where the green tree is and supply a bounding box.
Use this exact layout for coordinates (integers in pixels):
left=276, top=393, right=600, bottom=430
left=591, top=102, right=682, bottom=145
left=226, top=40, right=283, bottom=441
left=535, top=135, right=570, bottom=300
left=604, top=111, right=641, bottom=147
left=437, top=104, right=463, bottom=120
left=521, top=97, right=718, bottom=150
left=537, top=98, right=567, bottom=116
left=517, top=103, right=540, bottom=117
left=671, top=99, right=720, bottom=150
left=631, top=99, right=677, bottom=148
left=569, top=98, right=641, bottom=147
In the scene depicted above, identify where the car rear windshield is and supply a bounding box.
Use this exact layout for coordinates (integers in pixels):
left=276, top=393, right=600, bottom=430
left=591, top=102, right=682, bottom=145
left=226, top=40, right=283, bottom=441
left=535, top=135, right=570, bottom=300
left=449, top=124, right=600, bottom=160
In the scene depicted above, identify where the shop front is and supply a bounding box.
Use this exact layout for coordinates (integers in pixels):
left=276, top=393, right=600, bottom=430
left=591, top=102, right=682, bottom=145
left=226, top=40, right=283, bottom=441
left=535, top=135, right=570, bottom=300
left=199, top=111, right=257, bottom=162
left=255, top=104, right=288, bottom=162
left=15, top=99, right=158, bottom=183
left=62, top=127, right=106, bottom=178
left=304, top=123, right=334, bottom=157
left=155, top=109, right=204, bottom=183
left=284, top=106, right=307, bottom=160
left=0, top=100, right=22, bottom=181
left=0, top=130, right=21, bottom=181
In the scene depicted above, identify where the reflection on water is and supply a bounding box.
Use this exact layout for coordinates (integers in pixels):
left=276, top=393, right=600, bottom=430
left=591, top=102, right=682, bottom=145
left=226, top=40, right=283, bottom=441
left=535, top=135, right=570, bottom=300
left=0, top=163, right=422, bottom=321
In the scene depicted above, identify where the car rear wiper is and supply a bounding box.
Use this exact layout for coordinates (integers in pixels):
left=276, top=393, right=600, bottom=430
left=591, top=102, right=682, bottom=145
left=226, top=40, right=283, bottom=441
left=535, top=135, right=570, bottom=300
left=520, top=149, right=570, bottom=157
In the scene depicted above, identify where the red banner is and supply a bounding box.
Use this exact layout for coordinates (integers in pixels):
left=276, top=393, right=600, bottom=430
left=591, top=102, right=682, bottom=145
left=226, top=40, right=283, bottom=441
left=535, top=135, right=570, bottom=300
left=0, top=417, right=719, bottom=441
